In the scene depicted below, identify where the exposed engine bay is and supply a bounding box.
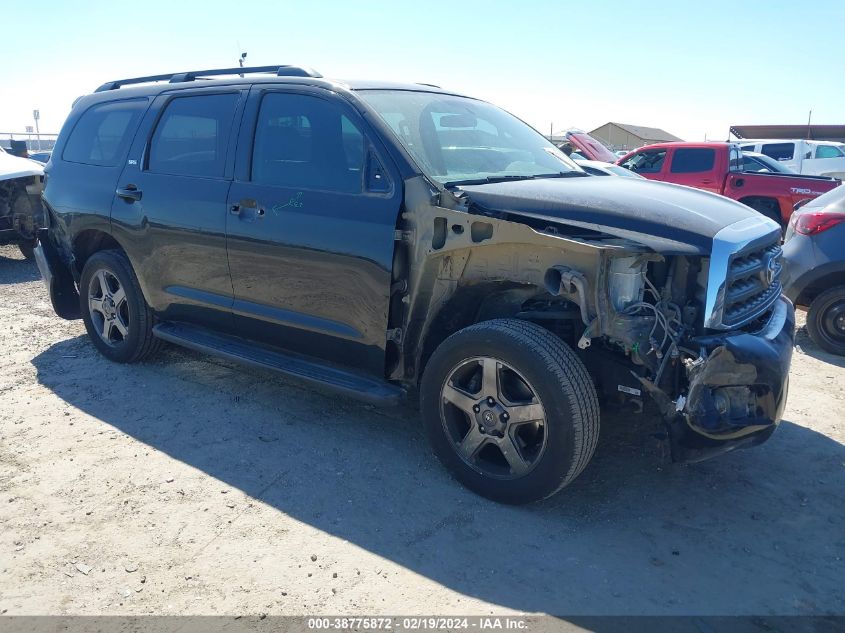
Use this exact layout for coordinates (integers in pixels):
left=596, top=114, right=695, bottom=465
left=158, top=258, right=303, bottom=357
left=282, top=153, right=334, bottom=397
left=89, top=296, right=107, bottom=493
left=394, top=176, right=792, bottom=463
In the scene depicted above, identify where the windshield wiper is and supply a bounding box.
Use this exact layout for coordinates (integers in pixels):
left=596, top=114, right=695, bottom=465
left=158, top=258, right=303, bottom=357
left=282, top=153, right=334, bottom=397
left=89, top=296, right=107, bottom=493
left=444, top=172, right=585, bottom=188
left=532, top=171, right=590, bottom=179
left=444, top=175, right=535, bottom=187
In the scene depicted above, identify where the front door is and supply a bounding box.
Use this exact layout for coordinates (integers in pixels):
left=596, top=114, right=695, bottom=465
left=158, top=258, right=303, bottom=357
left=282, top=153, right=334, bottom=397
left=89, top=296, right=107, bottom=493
left=225, top=87, right=401, bottom=376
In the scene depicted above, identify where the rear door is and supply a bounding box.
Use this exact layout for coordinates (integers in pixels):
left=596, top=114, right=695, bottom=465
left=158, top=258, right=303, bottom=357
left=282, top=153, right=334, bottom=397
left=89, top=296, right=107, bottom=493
left=666, top=147, right=720, bottom=193
left=111, top=87, right=246, bottom=331
left=225, top=86, right=402, bottom=376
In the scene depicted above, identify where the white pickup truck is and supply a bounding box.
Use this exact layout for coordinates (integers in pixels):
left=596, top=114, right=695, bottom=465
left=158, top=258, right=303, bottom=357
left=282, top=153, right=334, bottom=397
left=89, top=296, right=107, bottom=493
left=737, top=139, right=845, bottom=179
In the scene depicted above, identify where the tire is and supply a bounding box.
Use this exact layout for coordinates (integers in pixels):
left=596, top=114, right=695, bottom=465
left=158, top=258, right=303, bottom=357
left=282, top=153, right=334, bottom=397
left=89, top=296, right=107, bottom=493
left=79, top=249, right=161, bottom=363
left=18, top=240, right=35, bottom=260
left=420, top=318, right=600, bottom=504
left=806, top=285, right=845, bottom=356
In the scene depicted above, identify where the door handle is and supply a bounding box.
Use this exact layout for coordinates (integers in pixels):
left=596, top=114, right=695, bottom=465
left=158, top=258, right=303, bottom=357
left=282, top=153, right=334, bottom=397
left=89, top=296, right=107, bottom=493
left=231, top=199, right=265, bottom=219
left=116, top=185, right=142, bottom=202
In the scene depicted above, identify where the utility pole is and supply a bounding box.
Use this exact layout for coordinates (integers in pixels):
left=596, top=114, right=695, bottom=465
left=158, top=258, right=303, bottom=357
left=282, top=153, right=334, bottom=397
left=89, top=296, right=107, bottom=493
left=807, top=109, right=813, bottom=139
left=32, top=109, right=40, bottom=151
left=238, top=52, right=247, bottom=78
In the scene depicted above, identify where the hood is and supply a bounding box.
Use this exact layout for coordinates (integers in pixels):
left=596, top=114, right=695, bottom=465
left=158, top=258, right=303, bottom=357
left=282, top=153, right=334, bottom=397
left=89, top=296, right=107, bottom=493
left=565, top=130, right=618, bottom=163
left=458, top=176, right=764, bottom=255
left=0, top=151, right=43, bottom=180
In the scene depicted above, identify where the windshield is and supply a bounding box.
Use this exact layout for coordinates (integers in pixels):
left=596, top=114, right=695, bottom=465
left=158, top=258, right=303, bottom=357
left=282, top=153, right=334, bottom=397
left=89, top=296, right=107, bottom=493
left=358, top=90, right=581, bottom=185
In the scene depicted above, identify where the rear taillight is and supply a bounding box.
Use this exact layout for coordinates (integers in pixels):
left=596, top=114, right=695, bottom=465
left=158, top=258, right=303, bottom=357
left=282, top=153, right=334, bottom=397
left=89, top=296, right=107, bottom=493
left=792, top=211, right=845, bottom=235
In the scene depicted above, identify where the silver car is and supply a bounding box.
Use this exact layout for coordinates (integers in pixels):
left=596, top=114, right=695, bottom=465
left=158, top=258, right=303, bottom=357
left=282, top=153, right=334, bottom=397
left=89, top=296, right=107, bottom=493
left=782, top=185, right=845, bottom=355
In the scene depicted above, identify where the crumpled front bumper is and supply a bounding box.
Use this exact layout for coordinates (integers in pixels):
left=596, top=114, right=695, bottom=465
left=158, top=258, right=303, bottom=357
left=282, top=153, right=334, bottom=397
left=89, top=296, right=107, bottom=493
left=670, top=295, right=794, bottom=463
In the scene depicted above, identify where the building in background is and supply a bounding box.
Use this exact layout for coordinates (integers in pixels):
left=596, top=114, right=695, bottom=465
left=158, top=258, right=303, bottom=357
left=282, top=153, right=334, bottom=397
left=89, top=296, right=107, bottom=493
left=588, top=122, right=683, bottom=152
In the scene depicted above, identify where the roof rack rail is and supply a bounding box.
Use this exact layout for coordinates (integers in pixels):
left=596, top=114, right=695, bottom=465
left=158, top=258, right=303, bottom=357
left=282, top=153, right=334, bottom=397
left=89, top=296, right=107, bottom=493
left=94, top=65, right=322, bottom=92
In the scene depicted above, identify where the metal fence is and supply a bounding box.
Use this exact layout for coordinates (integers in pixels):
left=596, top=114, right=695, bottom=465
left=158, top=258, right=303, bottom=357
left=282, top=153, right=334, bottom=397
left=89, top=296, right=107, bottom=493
left=0, top=132, right=59, bottom=152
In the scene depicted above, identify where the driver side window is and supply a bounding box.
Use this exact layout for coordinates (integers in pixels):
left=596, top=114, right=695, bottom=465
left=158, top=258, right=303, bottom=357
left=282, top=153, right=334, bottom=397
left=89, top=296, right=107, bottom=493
left=621, top=149, right=666, bottom=174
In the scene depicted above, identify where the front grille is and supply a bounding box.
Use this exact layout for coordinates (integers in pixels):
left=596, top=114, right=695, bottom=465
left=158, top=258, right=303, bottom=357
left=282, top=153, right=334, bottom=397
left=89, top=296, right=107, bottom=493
left=722, top=241, right=782, bottom=327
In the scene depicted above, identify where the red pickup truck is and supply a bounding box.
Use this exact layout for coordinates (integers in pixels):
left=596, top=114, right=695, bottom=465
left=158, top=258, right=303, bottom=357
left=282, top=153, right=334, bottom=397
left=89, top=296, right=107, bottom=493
left=614, top=142, right=839, bottom=225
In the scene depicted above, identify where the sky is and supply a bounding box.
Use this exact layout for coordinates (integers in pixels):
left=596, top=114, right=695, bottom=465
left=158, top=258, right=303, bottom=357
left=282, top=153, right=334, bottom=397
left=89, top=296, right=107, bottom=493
left=1, top=0, right=842, bottom=143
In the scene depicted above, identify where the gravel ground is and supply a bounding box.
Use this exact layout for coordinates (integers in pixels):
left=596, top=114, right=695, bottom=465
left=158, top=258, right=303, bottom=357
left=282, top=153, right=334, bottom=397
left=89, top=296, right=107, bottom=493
left=0, top=244, right=843, bottom=616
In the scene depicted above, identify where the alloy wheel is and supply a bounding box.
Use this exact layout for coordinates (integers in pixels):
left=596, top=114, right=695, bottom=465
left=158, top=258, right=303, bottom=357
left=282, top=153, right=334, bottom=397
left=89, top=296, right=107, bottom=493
left=439, top=356, right=548, bottom=480
left=88, top=269, right=130, bottom=346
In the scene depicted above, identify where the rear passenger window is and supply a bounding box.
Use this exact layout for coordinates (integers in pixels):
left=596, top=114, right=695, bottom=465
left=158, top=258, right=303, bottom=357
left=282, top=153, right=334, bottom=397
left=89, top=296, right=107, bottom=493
left=761, top=143, right=794, bottom=162
left=62, top=99, right=146, bottom=167
left=148, top=93, right=239, bottom=178
left=251, top=93, right=364, bottom=193
left=670, top=148, right=715, bottom=173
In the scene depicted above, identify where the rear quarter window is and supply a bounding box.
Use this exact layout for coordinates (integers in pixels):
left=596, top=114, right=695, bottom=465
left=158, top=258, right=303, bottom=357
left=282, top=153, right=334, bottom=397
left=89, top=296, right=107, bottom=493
left=62, top=99, right=147, bottom=167
left=670, top=148, right=716, bottom=173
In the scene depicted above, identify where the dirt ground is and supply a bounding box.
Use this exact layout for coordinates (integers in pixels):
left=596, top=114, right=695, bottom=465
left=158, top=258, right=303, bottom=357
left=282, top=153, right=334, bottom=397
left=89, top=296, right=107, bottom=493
left=0, top=243, right=843, bottom=617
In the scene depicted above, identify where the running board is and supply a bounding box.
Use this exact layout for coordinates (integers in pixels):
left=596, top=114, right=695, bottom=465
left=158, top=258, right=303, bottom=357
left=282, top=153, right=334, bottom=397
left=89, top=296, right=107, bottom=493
left=153, top=322, right=405, bottom=406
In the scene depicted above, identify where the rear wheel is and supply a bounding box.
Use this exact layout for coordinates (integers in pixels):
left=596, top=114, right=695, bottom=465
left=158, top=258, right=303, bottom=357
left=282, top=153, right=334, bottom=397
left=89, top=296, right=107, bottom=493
left=807, top=286, right=845, bottom=356
left=79, top=250, right=161, bottom=363
left=420, top=319, right=600, bottom=504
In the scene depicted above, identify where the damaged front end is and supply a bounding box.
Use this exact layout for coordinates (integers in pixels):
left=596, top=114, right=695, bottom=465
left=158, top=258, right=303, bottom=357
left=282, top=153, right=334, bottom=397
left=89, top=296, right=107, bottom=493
left=668, top=295, right=794, bottom=462
left=396, top=173, right=791, bottom=465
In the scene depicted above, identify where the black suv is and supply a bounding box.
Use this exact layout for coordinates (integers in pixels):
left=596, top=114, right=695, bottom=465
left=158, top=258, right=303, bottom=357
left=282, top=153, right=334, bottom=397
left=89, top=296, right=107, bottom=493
left=37, top=65, right=794, bottom=503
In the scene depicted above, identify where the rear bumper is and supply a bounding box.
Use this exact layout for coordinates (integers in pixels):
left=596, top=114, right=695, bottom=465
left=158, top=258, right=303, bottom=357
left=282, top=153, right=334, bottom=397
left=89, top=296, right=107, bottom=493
left=780, top=233, right=817, bottom=305
left=34, top=229, right=81, bottom=320
left=670, top=295, right=794, bottom=463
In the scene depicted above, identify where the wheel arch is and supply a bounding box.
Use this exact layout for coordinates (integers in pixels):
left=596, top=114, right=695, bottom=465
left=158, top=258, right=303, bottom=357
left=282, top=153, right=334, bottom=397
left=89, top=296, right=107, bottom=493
left=72, top=229, right=126, bottom=277
left=738, top=195, right=785, bottom=224
left=793, top=266, right=845, bottom=308
left=415, top=282, right=552, bottom=385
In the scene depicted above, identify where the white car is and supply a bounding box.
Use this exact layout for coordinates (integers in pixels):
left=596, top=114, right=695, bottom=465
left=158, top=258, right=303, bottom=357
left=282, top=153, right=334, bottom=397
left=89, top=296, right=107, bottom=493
left=0, top=146, right=44, bottom=259
left=574, top=159, right=645, bottom=178
left=737, top=139, right=845, bottom=179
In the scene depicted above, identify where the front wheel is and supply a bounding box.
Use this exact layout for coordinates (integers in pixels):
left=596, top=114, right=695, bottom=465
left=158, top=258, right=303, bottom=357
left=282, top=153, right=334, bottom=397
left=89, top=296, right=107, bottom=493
left=420, top=319, right=600, bottom=504
left=807, top=286, right=845, bottom=356
left=79, top=250, right=161, bottom=363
